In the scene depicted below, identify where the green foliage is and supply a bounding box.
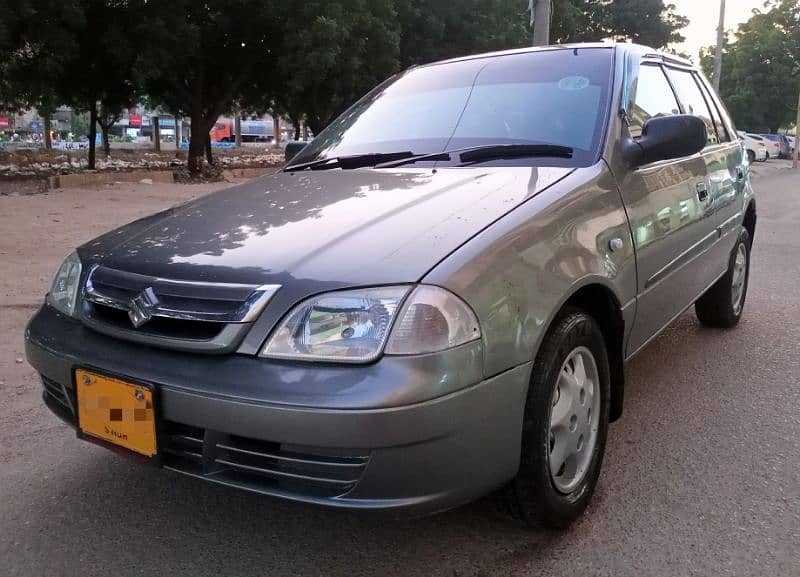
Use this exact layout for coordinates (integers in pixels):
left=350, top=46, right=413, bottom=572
left=703, top=0, right=799, bottom=132
left=271, top=0, right=401, bottom=135
left=395, top=0, right=528, bottom=67
left=551, top=0, right=687, bottom=48
left=70, top=110, right=90, bottom=138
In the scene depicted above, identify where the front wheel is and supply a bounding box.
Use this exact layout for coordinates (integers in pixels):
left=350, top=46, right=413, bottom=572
left=695, top=227, right=751, bottom=328
left=747, top=149, right=755, bottom=163
left=508, top=309, right=610, bottom=529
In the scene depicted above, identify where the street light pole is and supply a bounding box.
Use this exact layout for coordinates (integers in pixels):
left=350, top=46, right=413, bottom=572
left=531, top=0, right=551, bottom=47
left=713, top=0, right=726, bottom=91
left=793, top=86, right=799, bottom=169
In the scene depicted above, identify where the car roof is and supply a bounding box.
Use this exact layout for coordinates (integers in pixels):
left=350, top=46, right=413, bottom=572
left=417, top=42, right=693, bottom=70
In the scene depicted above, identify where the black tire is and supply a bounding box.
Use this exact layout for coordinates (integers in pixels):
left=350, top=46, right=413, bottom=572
left=695, top=227, right=751, bottom=328
left=508, top=309, right=611, bottom=529
left=747, top=149, right=755, bottom=163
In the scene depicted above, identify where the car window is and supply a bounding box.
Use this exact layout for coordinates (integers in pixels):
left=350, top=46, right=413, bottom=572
left=665, top=68, right=719, bottom=146
left=696, top=76, right=730, bottom=142
left=290, top=48, right=614, bottom=168
left=627, top=64, right=680, bottom=139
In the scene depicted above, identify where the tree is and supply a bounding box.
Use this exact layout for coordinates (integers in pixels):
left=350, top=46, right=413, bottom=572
left=395, top=0, right=528, bottom=67
left=137, top=0, right=282, bottom=175
left=550, top=0, right=687, bottom=48
left=56, top=0, right=139, bottom=165
left=0, top=0, right=84, bottom=148
left=700, top=0, right=799, bottom=132
left=272, top=0, right=401, bottom=136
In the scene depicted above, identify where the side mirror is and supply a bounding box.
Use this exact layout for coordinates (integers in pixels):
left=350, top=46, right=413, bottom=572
left=622, top=114, right=707, bottom=167
left=284, top=141, right=307, bottom=162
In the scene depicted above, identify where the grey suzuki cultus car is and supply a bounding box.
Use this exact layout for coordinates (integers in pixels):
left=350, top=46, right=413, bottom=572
left=26, top=43, right=755, bottom=528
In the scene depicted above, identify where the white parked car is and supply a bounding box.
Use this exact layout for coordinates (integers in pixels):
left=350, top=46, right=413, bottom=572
left=737, top=131, right=767, bottom=162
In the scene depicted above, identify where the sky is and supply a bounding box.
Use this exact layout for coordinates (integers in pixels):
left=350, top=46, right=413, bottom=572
left=670, top=0, right=764, bottom=59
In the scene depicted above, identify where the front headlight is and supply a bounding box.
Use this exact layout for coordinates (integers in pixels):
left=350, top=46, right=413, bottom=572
left=46, top=251, right=82, bottom=317
left=260, top=285, right=481, bottom=362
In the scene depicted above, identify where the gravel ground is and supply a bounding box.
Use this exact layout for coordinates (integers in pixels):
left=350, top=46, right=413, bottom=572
left=0, top=164, right=798, bottom=577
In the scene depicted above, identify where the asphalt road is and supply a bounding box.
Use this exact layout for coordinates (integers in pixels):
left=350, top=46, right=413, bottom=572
left=1, top=166, right=798, bottom=577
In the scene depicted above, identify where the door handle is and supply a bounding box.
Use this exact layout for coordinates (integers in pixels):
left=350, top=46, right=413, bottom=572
left=696, top=181, right=708, bottom=202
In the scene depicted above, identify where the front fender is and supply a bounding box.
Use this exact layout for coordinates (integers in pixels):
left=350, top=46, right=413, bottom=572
left=425, top=163, right=636, bottom=377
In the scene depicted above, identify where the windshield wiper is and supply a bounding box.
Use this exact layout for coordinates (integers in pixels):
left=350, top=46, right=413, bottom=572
left=373, top=151, right=452, bottom=168
left=456, top=144, right=573, bottom=165
left=375, top=144, right=574, bottom=169
left=285, top=151, right=416, bottom=172
left=286, top=144, right=573, bottom=172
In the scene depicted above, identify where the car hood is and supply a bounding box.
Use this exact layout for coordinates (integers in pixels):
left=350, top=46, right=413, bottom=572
left=82, top=166, right=573, bottom=291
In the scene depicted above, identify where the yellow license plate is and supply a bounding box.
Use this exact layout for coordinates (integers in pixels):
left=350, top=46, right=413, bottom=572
left=76, top=369, right=157, bottom=457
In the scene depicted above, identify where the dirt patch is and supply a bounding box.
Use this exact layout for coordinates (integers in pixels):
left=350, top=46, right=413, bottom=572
left=0, top=179, right=242, bottom=308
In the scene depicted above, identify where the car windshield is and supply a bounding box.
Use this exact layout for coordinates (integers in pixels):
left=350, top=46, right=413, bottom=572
left=289, top=48, right=613, bottom=168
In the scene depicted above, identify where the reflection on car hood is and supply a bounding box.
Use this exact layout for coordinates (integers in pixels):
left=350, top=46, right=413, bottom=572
left=82, top=166, right=573, bottom=288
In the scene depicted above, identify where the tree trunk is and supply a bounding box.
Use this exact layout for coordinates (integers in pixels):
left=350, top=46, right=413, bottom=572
left=188, top=130, right=205, bottom=175
left=272, top=115, right=281, bottom=148
left=306, top=117, right=324, bottom=138
left=234, top=114, right=242, bottom=147
left=43, top=116, right=52, bottom=149
left=175, top=116, right=182, bottom=147
left=88, top=105, right=98, bottom=170
left=101, top=125, right=111, bottom=158
left=303, top=122, right=309, bottom=141
left=153, top=116, right=161, bottom=153
left=187, top=108, right=211, bottom=175
left=205, top=135, right=213, bottom=165
left=287, top=114, right=300, bottom=140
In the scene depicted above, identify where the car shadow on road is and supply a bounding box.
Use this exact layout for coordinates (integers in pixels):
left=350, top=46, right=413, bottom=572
left=21, top=447, right=568, bottom=577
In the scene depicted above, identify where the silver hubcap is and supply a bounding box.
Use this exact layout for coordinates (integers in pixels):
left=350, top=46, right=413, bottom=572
left=548, top=346, right=601, bottom=494
left=731, top=242, right=747, bottom=315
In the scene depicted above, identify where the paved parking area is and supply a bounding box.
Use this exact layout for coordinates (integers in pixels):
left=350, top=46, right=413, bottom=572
left=1, top=168, right=798, bottom=577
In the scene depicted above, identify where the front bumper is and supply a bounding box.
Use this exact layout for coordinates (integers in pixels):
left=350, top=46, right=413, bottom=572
left=26, top=305, right=530, bottom=515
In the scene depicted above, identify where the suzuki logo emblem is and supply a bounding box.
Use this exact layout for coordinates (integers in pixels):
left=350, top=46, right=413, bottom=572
left=127, top=287, right=159, bottom=328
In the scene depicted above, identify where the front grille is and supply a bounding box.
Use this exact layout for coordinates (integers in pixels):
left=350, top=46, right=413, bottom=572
left=80, top=265, right=280, bottom=352
left=41, top=376, right=76, bottom=423
left=88, top=302, right=224, bottom=340
left=161, top=421, right=369, bottom=499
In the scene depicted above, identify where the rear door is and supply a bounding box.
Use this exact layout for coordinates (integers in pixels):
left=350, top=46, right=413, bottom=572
left=618, top=59, right=720, bottom=355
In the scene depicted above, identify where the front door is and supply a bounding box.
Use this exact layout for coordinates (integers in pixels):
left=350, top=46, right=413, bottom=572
left=618, top=61, right=720, bottom=356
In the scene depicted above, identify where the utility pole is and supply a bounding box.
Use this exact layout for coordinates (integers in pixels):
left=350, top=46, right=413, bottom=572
left=530, top=0, right=551, bottom=47
left=712, top=0, right=726, bottom=91
left=793, top=86, right=799, bottom=169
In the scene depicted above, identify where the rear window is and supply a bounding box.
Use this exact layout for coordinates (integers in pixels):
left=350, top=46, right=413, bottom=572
left=292, top=48, right=614, bottom=167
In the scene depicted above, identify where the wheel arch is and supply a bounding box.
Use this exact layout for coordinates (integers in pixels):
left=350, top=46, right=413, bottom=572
left=547, top=281, right=627, bottom=422
left=743, top=198, right=757, bottom=242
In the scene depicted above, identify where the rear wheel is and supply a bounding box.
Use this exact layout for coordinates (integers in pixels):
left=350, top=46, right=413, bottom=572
left=695, top=227, right=751, bottom=328
left=747, top=149, right=755, bottom=163
left=508, top=309, right=610, bottom=529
